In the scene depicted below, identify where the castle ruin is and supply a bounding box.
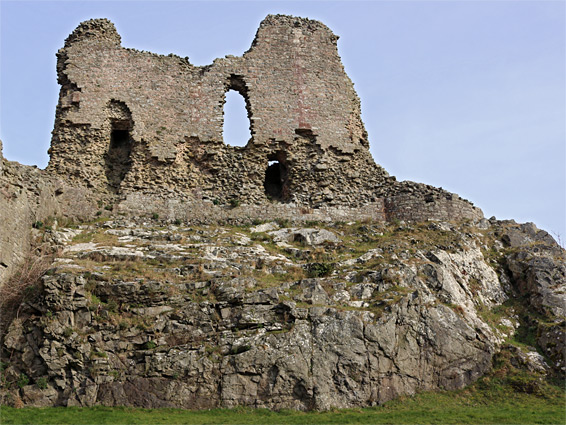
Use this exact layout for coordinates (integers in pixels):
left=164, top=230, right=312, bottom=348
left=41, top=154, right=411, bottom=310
left=1, top=15, right=564, bottom=413
left=47, top=15, right=480, bottom=218
left=1, top=15, right=483, bottom=284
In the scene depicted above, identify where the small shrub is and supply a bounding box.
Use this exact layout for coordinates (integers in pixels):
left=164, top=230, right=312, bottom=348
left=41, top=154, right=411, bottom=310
left=107, top=299, right=118, bottom=313
left=451, top=303, right=465, bottom=316
left=88, top=294, right=102, bottom=310
left=144, top=341, right=157, bottom=350
left=151, top=212, right=159, bottom=220
left=173, top=219, right=182, bottom=226
left=63, top=327, right=74, bottom=338
left=508, top=373, right=544, bottom=395
left=17, top=373, right=29, bottom=388
left=305, top=220, right=322, bottom=227
left=306, top=262, right=334, bottom=278
left=230, top=344, right=251, bottom=355
left=229, top=198, right=240, bottom=208
left=32, top=221, right=43, bottom=229
left=35, top=377, right=48, bottom=390
left=276, top=218, right=291, bottom=228
left=135, top=321, right=149, bottom=331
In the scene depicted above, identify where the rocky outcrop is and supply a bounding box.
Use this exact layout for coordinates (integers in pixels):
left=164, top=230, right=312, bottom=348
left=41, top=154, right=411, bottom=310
left=0, top=147, right=59, bottom=284
left=499, top=222, right=566, bottom=374
left=2, top=218, right=563, bottom=409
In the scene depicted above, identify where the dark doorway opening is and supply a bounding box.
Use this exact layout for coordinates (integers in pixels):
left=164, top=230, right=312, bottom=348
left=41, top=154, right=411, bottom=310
left=110, top=129, right=129, bottom=148
left=105, top=123, right=133, bottom=193
left=264, top=160, right=288, bottom=201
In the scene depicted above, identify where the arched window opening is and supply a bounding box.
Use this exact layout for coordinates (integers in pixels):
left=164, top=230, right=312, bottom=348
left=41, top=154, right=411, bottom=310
left=264, top=159, right=289, bottom=201
left=223, top=89, right=252, bottom=147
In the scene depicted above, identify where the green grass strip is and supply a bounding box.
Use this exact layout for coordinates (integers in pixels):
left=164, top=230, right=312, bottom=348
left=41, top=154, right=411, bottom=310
left=2, top=388, right=564, bottom=425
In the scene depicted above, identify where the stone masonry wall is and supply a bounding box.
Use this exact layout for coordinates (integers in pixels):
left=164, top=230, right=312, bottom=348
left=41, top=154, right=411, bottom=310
left=47, top=16, right=389, bottom=207
left=46, top=14, right=482, bottom=219
left=382, top=181, right=483, bottom=223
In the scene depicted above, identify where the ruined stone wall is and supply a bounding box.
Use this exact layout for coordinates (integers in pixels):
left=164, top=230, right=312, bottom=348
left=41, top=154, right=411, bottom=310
left=382, top=181, right=483, bottom=223
left=43, top=14, right=482, bottom=222
left=0, top=140, right=98, bottom=286
left=47, top=16, right=389, bottom=207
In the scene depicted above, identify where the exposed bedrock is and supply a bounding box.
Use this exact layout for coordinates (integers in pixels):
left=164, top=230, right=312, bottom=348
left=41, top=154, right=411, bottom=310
left=1, top=218, right=563, bottom=409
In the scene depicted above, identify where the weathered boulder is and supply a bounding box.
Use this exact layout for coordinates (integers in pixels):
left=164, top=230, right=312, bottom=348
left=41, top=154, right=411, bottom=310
left=269, top=228, right=341, bottom=246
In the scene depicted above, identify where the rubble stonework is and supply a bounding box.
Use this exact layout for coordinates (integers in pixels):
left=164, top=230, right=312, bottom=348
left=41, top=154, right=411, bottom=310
left=45, top=15, right=480, bottom=218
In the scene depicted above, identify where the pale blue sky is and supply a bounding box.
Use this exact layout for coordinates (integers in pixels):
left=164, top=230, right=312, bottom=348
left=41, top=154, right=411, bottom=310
left=1, top=0, right=564, bottom=238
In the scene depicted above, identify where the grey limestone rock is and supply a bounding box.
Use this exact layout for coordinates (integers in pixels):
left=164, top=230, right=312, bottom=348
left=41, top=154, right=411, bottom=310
left=3, top=217, right=563, bottom=410
left=269, top=228, right=341, bottom=246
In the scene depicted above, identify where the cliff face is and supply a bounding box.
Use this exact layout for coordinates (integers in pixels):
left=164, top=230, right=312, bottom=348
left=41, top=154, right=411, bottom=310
left=1, top=216, right=563, bottom=409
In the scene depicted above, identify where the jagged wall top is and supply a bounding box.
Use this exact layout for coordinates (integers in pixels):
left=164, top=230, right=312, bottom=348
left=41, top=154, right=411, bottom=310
left=47, top=14, right=384, bottom=204
left=64, top=18, right=121, bottom=48
left=45, top=14, right=481, bottom=222
left=53, top=14, right=365, bottom=153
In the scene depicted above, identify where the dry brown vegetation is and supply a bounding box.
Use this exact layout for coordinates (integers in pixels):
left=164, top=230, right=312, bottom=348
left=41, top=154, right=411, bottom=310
left=0, top=247, right=54, bottom=339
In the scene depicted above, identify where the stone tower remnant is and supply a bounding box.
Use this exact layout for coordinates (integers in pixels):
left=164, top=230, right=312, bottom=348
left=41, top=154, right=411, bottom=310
left=46, top=15, right=481, bottom=221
